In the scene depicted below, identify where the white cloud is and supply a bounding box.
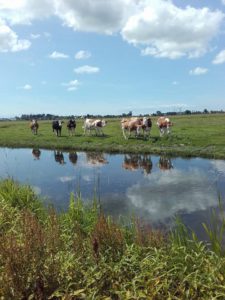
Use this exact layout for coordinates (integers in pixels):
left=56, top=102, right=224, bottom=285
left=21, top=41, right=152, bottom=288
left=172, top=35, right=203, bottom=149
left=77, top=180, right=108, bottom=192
left=172, top=81, right=178, bottom=85
left=189, top=67, right=208, bottom=75
left=74, top=65, right=100, bottom=74
left=30, top=33, right=40, bottom=39
left=23, top=84, right=32, bottom=90
left=75, top=50, right=91, bottom=60
left=0, top=18, right=31, bottom=52
left=62, top=79, right=80, bottom=91
left=0, top=0, right=54, bottom=25
left=222, top=0, right=225, bottom=5
left=122, top=1, right=224, bottom=59
left=49, top=51, right=69, bottom=59
left=0, top=0, right=224, bottom=60
left=54, top=0, right=135, bottom=34
left=127, top=168, right=218, bottom=222
left=212, top=49, right=225, bottom=64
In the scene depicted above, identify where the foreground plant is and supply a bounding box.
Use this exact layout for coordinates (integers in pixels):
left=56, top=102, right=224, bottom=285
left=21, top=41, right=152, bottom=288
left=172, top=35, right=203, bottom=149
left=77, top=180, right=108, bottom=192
left=0, top=179, right=225, bottom=299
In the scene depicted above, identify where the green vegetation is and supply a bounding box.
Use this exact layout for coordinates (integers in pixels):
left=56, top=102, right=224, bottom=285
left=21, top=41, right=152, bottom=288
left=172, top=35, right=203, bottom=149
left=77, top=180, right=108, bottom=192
left=0, top=113, right=225, bottom=158
left=1, top=179, right=225, bottom=299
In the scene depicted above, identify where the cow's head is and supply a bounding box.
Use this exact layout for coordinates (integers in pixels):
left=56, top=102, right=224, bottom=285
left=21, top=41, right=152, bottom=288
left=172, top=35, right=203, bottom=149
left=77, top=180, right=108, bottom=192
left=101, top=120, right=107, bottom=127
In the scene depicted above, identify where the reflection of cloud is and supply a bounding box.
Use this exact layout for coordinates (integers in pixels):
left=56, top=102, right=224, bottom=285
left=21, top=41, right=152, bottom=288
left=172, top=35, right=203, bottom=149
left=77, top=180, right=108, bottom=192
left=82, top=175, right=92, bottom=182
left=210, top=160, right=225, bottom=174
left=32, top=186, right=41, bottom=195
left=127, top=168, right=218, bottom=222
left=59, top=176, right=75, bottom=183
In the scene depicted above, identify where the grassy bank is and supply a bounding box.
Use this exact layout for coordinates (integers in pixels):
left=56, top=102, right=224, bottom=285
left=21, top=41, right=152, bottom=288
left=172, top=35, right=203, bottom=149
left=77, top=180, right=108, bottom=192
left=0, top=179, right=225, bottom=299
left=0, top=114, right=225, bottom=159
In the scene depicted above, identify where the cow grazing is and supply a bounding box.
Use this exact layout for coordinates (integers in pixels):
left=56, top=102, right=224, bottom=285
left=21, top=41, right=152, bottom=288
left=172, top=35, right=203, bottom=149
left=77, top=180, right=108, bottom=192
left=52, top=120, right=63, bottom=137
left=157, top=117, right=172, bottom=136
left=121, top=117, right=152, bottom=140
left=83, top=119, right=107, bottom=136
left=67, top=119, right=76, bottom=136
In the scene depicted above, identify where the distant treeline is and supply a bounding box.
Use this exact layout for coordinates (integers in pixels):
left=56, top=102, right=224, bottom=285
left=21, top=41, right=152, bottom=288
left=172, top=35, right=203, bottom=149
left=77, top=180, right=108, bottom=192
left=3, top=109, right=225, bottom=121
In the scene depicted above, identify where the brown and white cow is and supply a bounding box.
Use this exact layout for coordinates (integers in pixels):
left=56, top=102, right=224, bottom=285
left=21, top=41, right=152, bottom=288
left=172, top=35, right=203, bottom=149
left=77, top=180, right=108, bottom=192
left=121, top=117, right=152, bottom=139
left=157, top=117, right=172, bottom=136
left=83, top=119, right=107, bottom=136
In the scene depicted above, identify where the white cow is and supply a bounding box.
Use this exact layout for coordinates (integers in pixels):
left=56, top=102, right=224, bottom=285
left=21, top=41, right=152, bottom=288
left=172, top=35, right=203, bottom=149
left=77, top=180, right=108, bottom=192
left=83, top=119, right=107, bottom=136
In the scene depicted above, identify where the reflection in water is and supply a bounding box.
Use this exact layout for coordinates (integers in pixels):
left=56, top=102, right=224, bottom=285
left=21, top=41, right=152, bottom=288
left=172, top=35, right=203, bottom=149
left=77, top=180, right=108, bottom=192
left=54, top=151, right=65, bottom=165
left=122, top=154, right=152, bottom=174
left=32, top=149, right=41, bottom=160
left=158, top=156, right=173, bottom=171
left=0, top=148, right=224, bottom=238
left=127, top=168, right=218, bottom=223
left=86, top=152, right=108, bottom=165
left=68, top=152, right=78, bottom=165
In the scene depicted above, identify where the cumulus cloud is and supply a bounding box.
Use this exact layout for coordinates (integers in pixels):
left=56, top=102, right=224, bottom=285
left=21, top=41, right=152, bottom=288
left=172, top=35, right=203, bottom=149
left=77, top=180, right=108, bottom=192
left=62, top=79, right=80, bottom=91
left=74, top=65, right=100, bottom=74
left=54, top=0, right=135, bottom=34
left=127, top=168, right=218, bottom=222
left=0, top=0, right=54, bottom=25
left=49, top=51, right=69, bottom=59
left=0, top=0, right=224, bottom=60
left=212, top=49, right=225, bottom=64
left=189, top=67, right=208, bottom=75
left=122, top=1, right=224, bottom=59
left=75, top=50, right=91, bottom=60
left=0, top=18, right=31, bottom=52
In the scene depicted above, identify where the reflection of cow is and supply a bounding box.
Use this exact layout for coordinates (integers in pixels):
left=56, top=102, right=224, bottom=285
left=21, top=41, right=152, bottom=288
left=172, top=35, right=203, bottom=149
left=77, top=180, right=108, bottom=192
left=30, top=120, right=39, bottom=135
left=122, top=154, right=152, bottom=174
left=158, top=156, right=173, bottom=171
left=67, top=119, right=76, bottom=136
left=32, top=149, right=41, bottom=160
left=157, top=117, right=172, bottom=136
left=52, top=120, right=63, bottom=137
left=54, top=150, right=65, bottom=165
left=69, top=152, right=78, bottom=165
left=83, top=119, right=107, bottom=136
left=86, top=152, right=108, bottom=165
left=121, top=117, right=152, bottom=139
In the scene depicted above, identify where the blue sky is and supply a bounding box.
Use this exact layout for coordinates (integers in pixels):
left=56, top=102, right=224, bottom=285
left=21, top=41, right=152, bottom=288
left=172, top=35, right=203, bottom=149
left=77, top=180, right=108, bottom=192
left=0, top=0, right=225, bottom=117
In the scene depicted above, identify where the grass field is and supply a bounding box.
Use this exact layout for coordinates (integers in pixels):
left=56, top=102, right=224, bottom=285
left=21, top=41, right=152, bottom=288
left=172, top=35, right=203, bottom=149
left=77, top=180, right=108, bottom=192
left=0, top=114, right=225, bottom=158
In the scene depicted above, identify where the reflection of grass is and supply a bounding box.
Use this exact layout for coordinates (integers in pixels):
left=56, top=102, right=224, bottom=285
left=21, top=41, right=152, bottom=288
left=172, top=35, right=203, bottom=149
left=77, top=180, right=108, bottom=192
left=1, top=179, right=225, bottom=299
left=0, top=113, right=225, bottom=158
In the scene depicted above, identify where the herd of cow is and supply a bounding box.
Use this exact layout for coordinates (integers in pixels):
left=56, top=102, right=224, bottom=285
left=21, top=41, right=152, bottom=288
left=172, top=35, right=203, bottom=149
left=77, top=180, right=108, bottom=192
left=30, top=116, right=172, bottom=139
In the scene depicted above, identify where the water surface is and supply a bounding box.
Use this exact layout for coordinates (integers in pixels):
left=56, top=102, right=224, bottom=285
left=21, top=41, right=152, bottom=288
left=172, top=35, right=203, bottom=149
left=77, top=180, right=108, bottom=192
left=1, top=147, right=225, bottom=238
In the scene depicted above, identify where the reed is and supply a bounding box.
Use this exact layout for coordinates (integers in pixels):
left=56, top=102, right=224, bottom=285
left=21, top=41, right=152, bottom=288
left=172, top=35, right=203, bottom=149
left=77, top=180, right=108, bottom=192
left=0, top=179, right=225, bottom=299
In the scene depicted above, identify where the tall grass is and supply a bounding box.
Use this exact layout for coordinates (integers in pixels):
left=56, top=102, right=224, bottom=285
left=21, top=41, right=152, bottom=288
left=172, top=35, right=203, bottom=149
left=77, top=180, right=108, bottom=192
left=0, top=179, right=225, bottom=299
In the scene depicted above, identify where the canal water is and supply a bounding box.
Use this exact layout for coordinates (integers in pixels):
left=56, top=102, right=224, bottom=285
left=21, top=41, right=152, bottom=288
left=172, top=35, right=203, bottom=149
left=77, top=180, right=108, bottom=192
left=0, top=147, right=225, bottom=238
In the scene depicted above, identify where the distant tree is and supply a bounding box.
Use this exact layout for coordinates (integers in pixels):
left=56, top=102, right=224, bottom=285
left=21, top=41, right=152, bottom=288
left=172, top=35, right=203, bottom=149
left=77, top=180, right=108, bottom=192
left=203, top=108, right=209, bottom=114
left=184, top=110, right=192, bottom=115
left=156, top=111, right=162, bottom=116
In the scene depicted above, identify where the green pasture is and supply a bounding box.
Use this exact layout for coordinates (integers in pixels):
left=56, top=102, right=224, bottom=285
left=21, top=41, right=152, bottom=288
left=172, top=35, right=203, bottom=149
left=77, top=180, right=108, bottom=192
left=0, top=114, right=225, bottom=158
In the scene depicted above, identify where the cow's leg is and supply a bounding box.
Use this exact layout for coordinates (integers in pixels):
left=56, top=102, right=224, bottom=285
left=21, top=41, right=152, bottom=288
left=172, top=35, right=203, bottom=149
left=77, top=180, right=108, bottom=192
left=122, top=128, right=128, bottom=139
